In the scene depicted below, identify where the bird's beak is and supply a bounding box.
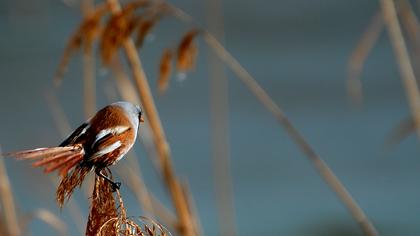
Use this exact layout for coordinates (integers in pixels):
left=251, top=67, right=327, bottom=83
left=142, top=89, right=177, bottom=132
left=140, top=117, right=145, bottom=123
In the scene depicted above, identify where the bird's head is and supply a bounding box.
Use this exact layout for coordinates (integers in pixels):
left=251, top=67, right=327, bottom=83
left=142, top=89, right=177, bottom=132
left=112, top=101, right=144, bottom=128
left=135, top=104, right=144, bottom=123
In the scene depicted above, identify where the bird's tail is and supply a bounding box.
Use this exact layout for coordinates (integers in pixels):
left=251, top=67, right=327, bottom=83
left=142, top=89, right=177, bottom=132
left=56, top=165, right=90, bottom=207
left=3, top=145, right=85, bottom=177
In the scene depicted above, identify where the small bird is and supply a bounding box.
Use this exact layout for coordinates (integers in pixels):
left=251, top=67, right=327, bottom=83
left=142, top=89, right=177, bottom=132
left=4, top=101, right=144, bottom=191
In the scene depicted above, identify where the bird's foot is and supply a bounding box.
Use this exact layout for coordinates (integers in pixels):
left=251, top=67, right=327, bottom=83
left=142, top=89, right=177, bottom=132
left=110, top=181, right=121, bottom=192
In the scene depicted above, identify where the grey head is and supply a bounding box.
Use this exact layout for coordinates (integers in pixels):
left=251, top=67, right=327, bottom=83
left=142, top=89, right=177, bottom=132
left=112, top=101, right=143, bottom=128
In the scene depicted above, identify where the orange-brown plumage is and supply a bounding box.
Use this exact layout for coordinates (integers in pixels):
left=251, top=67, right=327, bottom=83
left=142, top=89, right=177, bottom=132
left=4, top=101, right=143, bottom=196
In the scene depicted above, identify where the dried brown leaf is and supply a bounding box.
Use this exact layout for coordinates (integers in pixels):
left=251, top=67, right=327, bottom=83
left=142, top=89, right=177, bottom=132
left=157, top=49, right=173, bottom=94
left=176, top=29, right=200, bottom=72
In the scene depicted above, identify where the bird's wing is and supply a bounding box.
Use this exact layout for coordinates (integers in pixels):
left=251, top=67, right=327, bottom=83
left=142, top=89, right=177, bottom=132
left=59, top=122, right=90, bottom=147
left=85, top=126, right=131, bottom=162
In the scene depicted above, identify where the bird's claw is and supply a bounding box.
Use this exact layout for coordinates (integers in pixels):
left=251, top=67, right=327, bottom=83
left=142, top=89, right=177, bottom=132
left=111, top=182, right=121, bottom=192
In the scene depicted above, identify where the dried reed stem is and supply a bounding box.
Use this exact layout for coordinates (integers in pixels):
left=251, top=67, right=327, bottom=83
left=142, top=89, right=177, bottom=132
left=83, top=52, right=96, bottom=119
left=82, top=0, right=96, bottom=119
left=116, top=159, right=155, bottom=216
left=348, top=11, right=383, bottom=105
left=202, top=31, right=379, bottom=236
left=44, top=92, right=72, bottom=135
left=148, top=192, right=177, bottom=230
left=384, top=116, right=414, bottom=150
left=107, top=58, right=177, bottom=226
left=167, top=4, right=379, bottom=235
left=45, top=92, right=91, bottom=235
left=107, top=60, right=169, bottom=222
left=30, top=209, right=67, bottom=236
left=45, top=91, right=93, bottom=198
left=0, top=152, right=21, bottom=236
left=106, top=1, right=195, bottom=235
left=398, top=0, right=420, bottom=78
left=109, top=58, right=141, bottom=104
left=205, top=0, right=236, bottom=235
left=180, top=181, right=203, bottom=236
left=380, top=0, right=420, bottom=140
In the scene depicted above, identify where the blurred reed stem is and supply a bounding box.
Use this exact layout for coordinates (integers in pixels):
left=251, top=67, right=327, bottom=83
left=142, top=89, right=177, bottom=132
left=45, top=92, right=89, bottom=235
left=347, top=10, right=383, bottom=106
left=0, top=153, right=21, bottom=236
left=82, top=0, right=96, bottom=119
left=27, top=209, right=67, bottom=236
left=83, top=52, right=96, bottom=119
left=380, top=0, right=420, bottom=140
left=107, top=58, right=178, bottom=229
left=399, top=0, right=420, bottom=79
left=203, top=31, right=379, bottom=236
left=168, top=5, right=379, bottom=235
left=106, top=1, right=196, bottom=235
left=205, top=0, right=236, bottom=235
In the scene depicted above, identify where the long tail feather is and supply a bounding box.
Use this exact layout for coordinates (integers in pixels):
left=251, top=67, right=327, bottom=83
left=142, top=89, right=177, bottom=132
left=32, top=150, right=75, bottom=167
left=58, top=155, right=84, bottom=177
left=44, top=153, right=82, bottom=174
left=5, top=146, right=80, bottom=160
left=4, top=145, right=85, bottom=176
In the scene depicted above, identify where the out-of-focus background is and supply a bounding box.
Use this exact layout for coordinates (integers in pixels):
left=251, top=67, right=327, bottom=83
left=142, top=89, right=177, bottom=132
left=1, top=0, right=420, bottom=235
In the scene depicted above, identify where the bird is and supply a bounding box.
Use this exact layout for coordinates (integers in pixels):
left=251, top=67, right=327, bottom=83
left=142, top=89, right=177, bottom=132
left=4, top=101, right=144, bottom=192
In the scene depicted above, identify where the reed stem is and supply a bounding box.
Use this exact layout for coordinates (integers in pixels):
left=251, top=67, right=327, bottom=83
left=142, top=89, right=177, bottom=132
left=168, top=4, right=379, bottom=235
left=380, top=0, right=420, bottom=141
left=106, top=1, right=196, bottom=235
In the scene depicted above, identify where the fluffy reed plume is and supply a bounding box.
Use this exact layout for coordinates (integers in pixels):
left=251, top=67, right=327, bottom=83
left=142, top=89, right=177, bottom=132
left=135, top=18, right=157, bottom=48
left=157, top=49, right=173, bottom=94
left=88, top=169, right=169, bottom=236
left=100, top=1, right=149, bottom=65
left=54, top=2, right=110, bottom=85
left=176, top=29, right=200, bottom=72
left=86, top=169, right=117, bottom=236
left=56, top=165, right=90, bottom=207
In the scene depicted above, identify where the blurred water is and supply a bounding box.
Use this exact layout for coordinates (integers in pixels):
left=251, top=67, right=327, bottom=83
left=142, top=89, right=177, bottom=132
left=1, top=0, right=420, bottom=235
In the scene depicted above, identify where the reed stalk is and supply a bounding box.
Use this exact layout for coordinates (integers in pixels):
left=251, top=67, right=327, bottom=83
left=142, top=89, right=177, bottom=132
left=167, top=5, right=379, bottom=235
left=380, top=0, right=420, bottom=140
left=82, top=0, right=96, bottom=119
left=106, top=1, right=196, bottom=235
left=0, top=152, right=21, bottom=236
left=205, top=0, right=236, bottom=235
left=347, top=11, right=383, bottom=105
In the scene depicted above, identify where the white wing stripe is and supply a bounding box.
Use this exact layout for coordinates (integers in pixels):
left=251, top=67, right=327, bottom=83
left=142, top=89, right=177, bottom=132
left=94, top=126, right=129, bottom=144
left=93, top=141, right=121, bottom=157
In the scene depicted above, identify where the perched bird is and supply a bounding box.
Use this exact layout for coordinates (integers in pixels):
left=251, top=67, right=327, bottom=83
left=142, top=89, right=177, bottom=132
left=4, top=101, right=144, bottom=192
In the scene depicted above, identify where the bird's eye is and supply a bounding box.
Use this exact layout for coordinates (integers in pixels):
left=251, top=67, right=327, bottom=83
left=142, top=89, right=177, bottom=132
left=139, top=112, right=144, bottom=123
